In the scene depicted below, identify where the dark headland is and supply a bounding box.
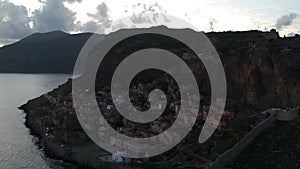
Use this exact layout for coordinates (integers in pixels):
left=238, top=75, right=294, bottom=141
left=16, top=27, right=300, bottom=169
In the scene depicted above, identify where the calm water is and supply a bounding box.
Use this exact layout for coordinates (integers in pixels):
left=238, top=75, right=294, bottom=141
left=0, top=74, right=76, bottom=169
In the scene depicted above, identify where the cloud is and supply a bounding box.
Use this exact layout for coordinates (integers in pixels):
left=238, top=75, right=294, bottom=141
left=131, top=13, right=153, bottom=24
left=87, top=2, right=109, bottom=21
left=275, top=13, right=299, bottom=30
left=129, top=3, right=170, bottom=24
left=209, top=18, right=217, bottom=32
left=79, top=21, right=102, bottom=32
left=32, top=0, right=76, bottom=32
left=111, top=20, right=129, bottom=32
left=0, top=0, right=83, bottom=45
left=64, top=0, right=82, bottom=4
left=0, top=0, right=32, bottom=40
left=287, top=32, right=296, bottom=37
left=78, top=3, right=112, bottom=33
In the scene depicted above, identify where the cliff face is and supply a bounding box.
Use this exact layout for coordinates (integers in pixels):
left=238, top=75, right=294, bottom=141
left=5, top=28, right=300, bottom=108
left=207, top=30, right=300, bottom=108
left=16, top=28, right=299, bottom=169
left=88, top=28, right=300, bottom=109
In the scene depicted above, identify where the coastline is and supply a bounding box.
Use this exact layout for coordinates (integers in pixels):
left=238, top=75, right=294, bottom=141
left=19, top=96, right=79, bottom=168
left=14, top=27, right=300, bottom=167
left=18, top=79, right=273, bottom=169
left=19, top=85, right=132, bottom=169
left=18, top=79, right=300, bottom=169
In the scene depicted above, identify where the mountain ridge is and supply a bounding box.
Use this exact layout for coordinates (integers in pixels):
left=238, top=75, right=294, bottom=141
left=0, top=31, right=97, bottom=73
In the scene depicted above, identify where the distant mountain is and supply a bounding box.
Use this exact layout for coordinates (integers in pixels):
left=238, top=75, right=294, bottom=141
left=0, top=31, right=97, bottom=73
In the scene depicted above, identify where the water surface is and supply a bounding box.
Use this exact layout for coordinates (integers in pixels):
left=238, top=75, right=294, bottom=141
left=0, top=74, right=75, bottom=169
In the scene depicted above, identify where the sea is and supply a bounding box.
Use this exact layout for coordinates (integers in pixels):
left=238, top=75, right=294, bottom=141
left=0, top=74, right=77, bottom=169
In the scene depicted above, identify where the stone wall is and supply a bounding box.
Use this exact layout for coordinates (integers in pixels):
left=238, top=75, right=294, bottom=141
left=208, top=111, right=278, bottom=169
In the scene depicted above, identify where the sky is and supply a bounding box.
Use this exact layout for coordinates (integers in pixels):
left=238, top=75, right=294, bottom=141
left=0, top=0, right=300, bottom=47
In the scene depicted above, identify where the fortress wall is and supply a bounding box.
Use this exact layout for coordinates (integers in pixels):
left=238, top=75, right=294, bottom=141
left=208, top=112, right=277, bottom=169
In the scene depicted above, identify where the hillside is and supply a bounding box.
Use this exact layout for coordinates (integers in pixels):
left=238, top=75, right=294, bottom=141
left=19, top=27, right=300, bottom=169
left=1, top=27, right=300, bottom=108
left=0, top=31, right=95, bottom=73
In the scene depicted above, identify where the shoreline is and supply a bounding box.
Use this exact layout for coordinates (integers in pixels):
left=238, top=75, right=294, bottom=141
left=19, top=91, right=132, bottom=169
left=19, top=84, right=299, bottom=169
left=20, top=103, right=79, bottom=169
left=17, top=82, right=271, bottom=169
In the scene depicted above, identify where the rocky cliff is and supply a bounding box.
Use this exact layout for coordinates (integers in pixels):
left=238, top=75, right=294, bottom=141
left=207, top=30, right=300, bottom=108
left=8, top=28, right=300, bottom=108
